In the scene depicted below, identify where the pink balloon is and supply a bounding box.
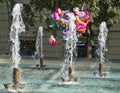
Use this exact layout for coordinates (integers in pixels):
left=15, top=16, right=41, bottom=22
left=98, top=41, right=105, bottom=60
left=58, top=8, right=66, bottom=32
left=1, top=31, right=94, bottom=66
left=55, top=7, right=61, bottom=15
left=48, top=35, right=58, bottom=46
left=76, top=24, right=86, bottom=34
left=53, top=12, right=59, bottom=22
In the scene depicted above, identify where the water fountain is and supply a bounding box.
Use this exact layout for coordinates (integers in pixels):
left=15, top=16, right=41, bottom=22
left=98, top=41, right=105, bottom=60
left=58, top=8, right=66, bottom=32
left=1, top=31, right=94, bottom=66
left=0, top=59, right=120, bottom=93
left=61, top=13, right=79, bottom=82
left=94, top=21, right=109, bottom=77
left=0, top=5, right=119, bottom=93
left=34, top=26, right=44, bottom=67
left=3, top=3, right=26, bottom=91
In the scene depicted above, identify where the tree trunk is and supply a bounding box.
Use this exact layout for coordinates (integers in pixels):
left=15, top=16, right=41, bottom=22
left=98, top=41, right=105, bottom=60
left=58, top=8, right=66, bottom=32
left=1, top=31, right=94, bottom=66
left=86, top=22, right=93, bottom=59
left=86, top=42, right=92, bottom=59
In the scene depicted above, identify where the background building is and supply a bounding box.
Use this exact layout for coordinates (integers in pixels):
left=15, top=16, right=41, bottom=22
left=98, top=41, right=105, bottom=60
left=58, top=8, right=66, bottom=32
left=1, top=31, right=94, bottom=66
left=0, top=0, right=120, bottom=60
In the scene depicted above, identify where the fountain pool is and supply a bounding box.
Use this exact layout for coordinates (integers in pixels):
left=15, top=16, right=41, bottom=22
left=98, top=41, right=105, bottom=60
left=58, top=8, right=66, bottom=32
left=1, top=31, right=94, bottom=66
left=0, top=59, right=120, bottom=93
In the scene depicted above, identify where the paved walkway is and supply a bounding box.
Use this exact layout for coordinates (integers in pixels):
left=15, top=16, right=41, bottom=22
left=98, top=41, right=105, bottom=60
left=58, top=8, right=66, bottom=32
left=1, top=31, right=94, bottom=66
left=0, top=56, right=120, bottom=66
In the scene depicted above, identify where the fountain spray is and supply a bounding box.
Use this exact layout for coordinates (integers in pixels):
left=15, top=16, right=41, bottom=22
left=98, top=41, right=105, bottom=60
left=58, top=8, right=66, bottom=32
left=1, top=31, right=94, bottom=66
left=4, top=3, right=26, bottom=90
left=34, top=26, right=44, bottom=67
left=10, top=3, right=25, bottom=68
left=94, top=21, right=109, bottom=77
left=61, top=13, right=79, bottom=82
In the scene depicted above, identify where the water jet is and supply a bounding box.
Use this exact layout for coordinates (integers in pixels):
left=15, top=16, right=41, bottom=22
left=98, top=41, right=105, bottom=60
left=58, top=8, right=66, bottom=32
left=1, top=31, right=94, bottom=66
left=3, top=3, right=26, bottom=91
left=94, top=22, right=109, bottom=77
left=61, top=13, right=79, bottom=83
left=34, top=26, right=45, bottom=68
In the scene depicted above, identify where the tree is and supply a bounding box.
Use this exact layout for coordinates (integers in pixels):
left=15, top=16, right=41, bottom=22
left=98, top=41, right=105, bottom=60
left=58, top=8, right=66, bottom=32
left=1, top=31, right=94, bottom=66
left=23, top=0, right=100, bottom=29
left=0, top=0, right=15, bottom=31
left=23, top=0, right=100, bottom=58
left=0, top=0, right=3, bottom=3
left=86, top=0, right=120, bottom=58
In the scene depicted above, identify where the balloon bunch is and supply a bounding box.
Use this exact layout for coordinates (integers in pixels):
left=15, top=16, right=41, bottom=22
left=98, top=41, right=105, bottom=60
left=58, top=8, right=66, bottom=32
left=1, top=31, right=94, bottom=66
left=47, top=7, right=90, bottom=46
left=48, top=7, right=66, bottom=29
left=73, top=7, right=90, bottom=34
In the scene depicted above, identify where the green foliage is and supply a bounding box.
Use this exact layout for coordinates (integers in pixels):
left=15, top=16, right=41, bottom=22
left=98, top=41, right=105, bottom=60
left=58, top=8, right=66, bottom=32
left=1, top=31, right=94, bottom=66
left=22, top=0, right=120, bottom=45
left=94, top=0, right=120, bottom=28
left=6, top=0, right=11, bottom=7
left=23, top=0, right=100, bottom=29
left=1, top=0, right=120, bottom=31
left=23, top=4, right=36, bottom=30
left=0, top=0, right=3, bottom=3
left=3, top=0, right=13, bottom=9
